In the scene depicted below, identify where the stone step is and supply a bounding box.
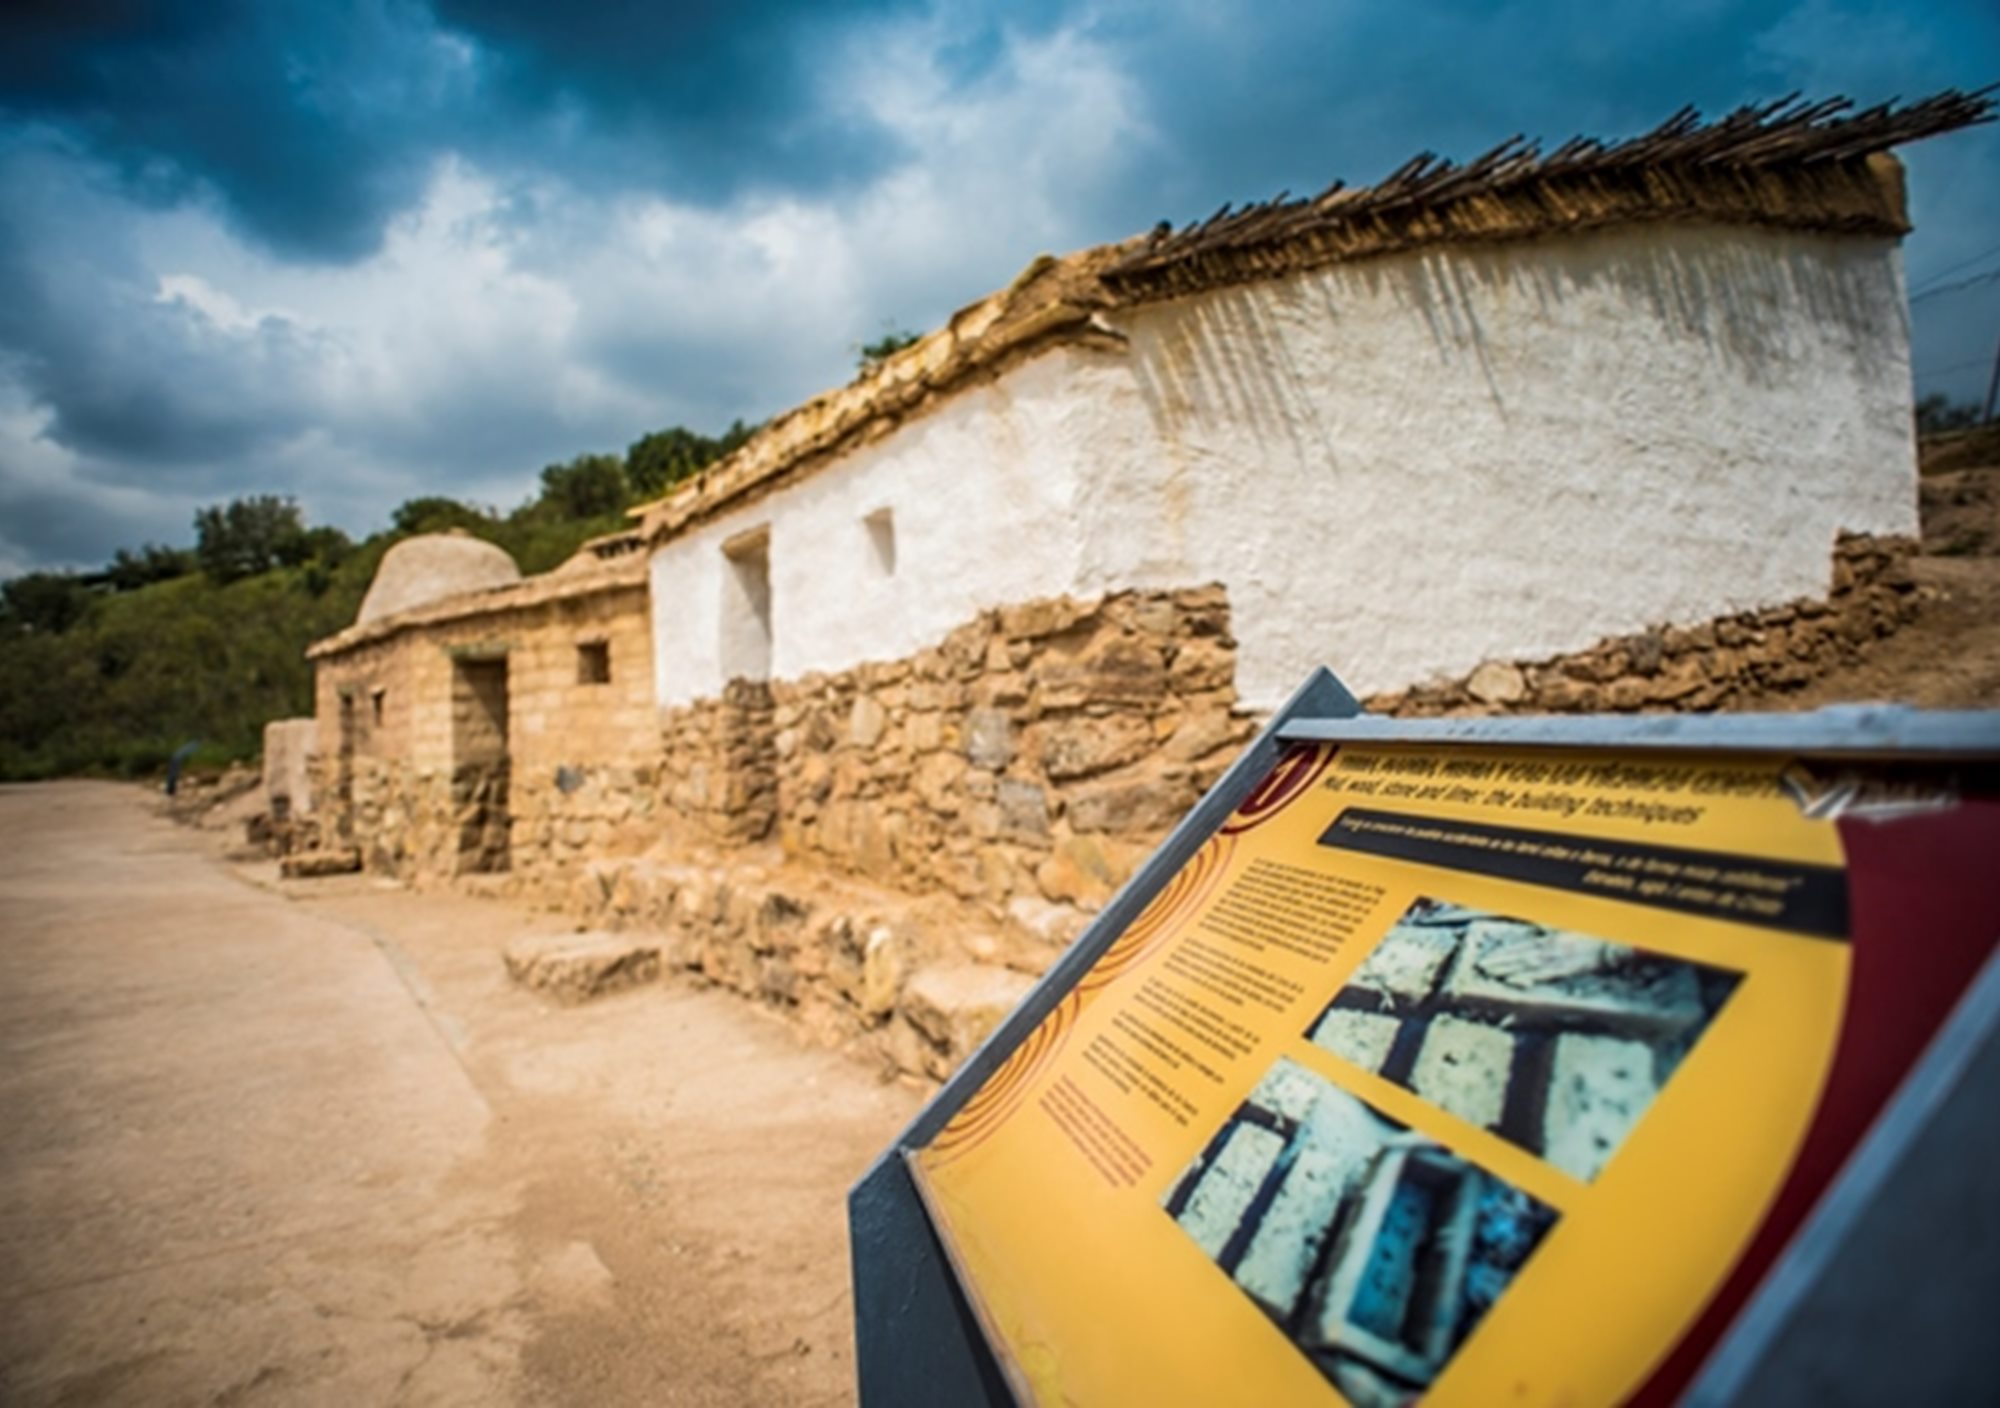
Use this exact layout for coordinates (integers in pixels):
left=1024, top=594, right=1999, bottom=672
left=504, top=931, right=662, bottom=1004
left=899, top=962, right=1038, bottom=1074
left=279, top=848, right=362, bottom=879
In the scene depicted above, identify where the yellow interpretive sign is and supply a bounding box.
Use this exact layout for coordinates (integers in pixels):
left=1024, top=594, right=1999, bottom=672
left=909, top=741, right=2000, bottom=1406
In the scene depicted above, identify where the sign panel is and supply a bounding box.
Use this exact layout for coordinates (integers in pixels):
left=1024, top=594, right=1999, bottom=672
left=909, top=741, right=1999, bottom=1405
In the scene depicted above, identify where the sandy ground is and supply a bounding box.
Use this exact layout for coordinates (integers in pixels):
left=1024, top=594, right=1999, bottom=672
left=0, top=781, right=923, bottom=1407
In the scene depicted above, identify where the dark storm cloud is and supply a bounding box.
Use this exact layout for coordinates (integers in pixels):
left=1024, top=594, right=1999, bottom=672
left=0, top=0, right=453, bottom=262
left=0, top=0, right=932, bottom=264
left=0, top=141, right=322, bottom=474
left=430, top=0, right=928, bottom=203
left=0, top=0, right=1995, bottom=576
left=1086, top=1, right=1996, bottom=236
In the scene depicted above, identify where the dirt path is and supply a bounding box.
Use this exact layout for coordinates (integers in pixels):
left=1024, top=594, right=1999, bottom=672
left=0, top=782, right=922, bottom=1407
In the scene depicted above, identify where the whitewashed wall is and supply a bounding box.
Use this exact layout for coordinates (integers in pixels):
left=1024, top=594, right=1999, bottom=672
left=652, top=222, right=1916, bottom=713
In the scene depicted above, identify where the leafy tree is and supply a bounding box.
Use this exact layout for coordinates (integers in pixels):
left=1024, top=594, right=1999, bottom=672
left=857, top=327, right=920, bottom=371
left=1, top=571, right=92, bottom=634
left=625, top=419, right=758, bottom=499
left=391, top=496, right=495, bottom=537
left=627, top=427, right=717, bottom=499
left=537, top=453, right=629, bottom=520
left=104, top=544, right=196, bottom=593
left=194, top=496, right=310, bottom=583
left=1916, top=393, right=1983, bottom=435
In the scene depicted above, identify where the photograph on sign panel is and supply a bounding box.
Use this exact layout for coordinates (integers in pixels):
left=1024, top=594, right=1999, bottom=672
left=1306, top=897, right=1743, bottom=1181
left=1161, top=1058, right=1557, bottom=1407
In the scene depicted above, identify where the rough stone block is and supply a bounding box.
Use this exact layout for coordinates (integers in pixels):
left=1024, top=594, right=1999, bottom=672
left=964, top=708, right=1014, bottom=769
left=504, top=931, right=661, bottom=1004
left=1067, top=775, right=1190, bottom=834
left=861, top=926, right=907, bottom=1018
left=848, top=694, right=887, bottom=748
left=1466, top=661, right=1527, bottom=705
left=999, top=597, right=1092, bottom=640
left=995, top=779, right=1049, bottom=841
left=1038, top=714, right=1154, bottom=780
left=1169, top=637, right=1235, bottom=692
left=899, top=961, right=1036, bottom=1065
left=280, top=848, right=362, bottom=879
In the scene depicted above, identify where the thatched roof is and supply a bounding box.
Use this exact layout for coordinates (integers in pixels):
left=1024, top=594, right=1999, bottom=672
left=633, top=89, right=1993, bottom=547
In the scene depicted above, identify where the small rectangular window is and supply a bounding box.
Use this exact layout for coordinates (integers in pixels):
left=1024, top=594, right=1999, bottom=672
left=864, top=507, right=896, bottom=576
left=720, top=526, right=773, bottom=682
left=577, top=640, right=612, bottom=685
left=370, top=687, right=386, bottom=725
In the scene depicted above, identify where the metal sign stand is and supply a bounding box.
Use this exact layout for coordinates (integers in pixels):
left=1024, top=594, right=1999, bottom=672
left=848, top=669, right=2000, bottom=1405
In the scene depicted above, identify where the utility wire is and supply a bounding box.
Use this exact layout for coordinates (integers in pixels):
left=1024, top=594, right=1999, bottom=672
left=1909, top=237, right=2000, bottom=296
left=1915, top=355, right=1993, bottom=378
left=1910, top=268, right=2000, bottom=303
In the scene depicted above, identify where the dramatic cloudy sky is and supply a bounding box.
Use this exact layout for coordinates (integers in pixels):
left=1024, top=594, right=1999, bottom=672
left=1, top=1, right=1994, bottom=575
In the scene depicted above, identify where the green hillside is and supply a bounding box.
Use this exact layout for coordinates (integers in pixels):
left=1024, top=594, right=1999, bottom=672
left=0, top=422, right=751, bottom=782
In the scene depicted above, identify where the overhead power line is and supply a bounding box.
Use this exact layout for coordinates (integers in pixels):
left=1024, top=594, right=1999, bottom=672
left=1910, top=268, right=2000, bottom=304
left=1915, top=355, right=1993, bottom=378
left=1909, top=237, right=2000, bottom=296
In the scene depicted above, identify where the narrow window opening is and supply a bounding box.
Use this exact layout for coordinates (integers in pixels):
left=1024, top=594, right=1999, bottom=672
left=864, top=507, right=897, bottom=577
left=577, top=640, right=611, bottom=685
left=720, top=526, right=773, bottom=682
left=370, top=687, right=386, bottom=726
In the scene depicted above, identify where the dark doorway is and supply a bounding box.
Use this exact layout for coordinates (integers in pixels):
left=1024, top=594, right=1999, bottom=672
left=451, top=656, right=511, bottom=874
left=336, top=691, right=359, bottom=844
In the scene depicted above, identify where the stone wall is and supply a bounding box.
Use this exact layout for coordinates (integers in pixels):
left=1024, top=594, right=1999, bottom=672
left=656, top=680, right=778, bottom=845
left=753, top=585, right=1252, bottom=916
left=1366, top=535, right=1917, bottom=716
left=307, top=541, right=1927, bottom=1086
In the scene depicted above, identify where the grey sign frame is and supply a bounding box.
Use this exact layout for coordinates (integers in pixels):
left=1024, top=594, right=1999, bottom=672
left=847, top=669, right=2000, bottom=1405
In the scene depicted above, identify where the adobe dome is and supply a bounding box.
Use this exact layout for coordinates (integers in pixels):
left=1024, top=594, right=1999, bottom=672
left=357, top=533, right=521, bottom=625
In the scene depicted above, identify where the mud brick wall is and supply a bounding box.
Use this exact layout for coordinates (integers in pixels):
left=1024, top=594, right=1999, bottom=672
left=312, top=583, right=657, bottom=884
left=757, top=586, right=1254, bottom=914
left=1369, top=535, right=1918, bottom=717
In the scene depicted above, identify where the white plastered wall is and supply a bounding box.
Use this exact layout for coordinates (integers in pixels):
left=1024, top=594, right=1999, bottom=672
left=652, top=221, right=1916, bottom=713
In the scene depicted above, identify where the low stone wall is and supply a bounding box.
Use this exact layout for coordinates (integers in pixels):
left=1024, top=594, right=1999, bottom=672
left=756, top=585, right=1252, bottom=913
left=561, top=846, right=1044, bottom=1081
left=506, top=762, right=665, bottom=894
left=1368, top=535, right=1918, bottom=716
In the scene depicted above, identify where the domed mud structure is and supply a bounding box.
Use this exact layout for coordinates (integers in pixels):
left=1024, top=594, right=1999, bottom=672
left=357, top=533, right=521, bottom=625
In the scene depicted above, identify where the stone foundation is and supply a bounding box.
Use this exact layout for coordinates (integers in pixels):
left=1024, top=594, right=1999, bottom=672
left=302, top=544, right=1925, bottom=1085
left=1367, top=535, right=1918, bottom=716
left=756, top=585, right=1253, bottom=912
